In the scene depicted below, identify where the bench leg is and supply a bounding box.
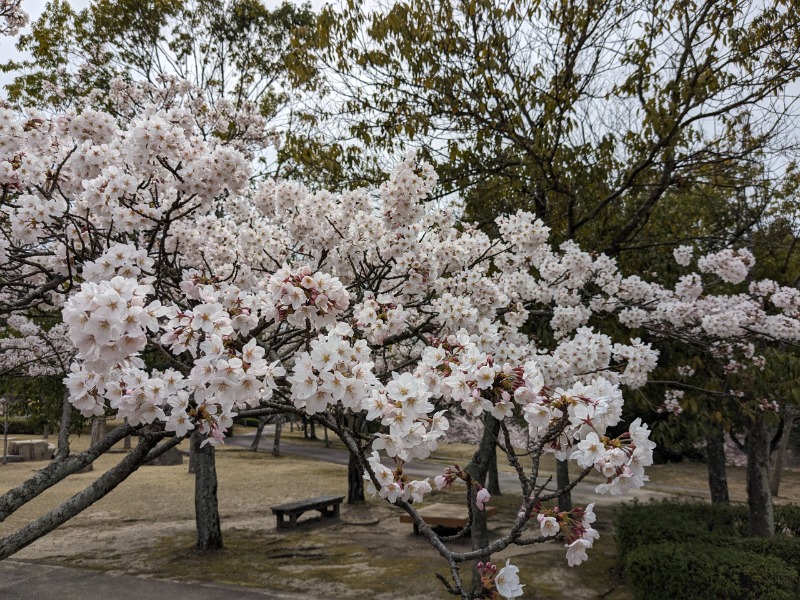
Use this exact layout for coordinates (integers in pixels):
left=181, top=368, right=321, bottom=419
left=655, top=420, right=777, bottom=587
left=289, top=513, right=299, bottom=527
left=413, top=523, right=420, bottom=535
left=320, top=504, right=340, bottom=518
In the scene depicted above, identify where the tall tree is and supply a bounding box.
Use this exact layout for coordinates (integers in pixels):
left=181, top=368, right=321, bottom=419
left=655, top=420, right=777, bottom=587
left=294, top=0, right=800, bottom=254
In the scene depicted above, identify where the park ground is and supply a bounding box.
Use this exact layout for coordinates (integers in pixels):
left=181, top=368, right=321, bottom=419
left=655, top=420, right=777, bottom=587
left=1, top=426, right=799, bottom=600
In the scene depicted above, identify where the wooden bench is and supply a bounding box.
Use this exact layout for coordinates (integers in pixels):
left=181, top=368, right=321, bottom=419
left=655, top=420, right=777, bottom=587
left=399, top=502, right=497, bottom=535
left=271, top=495, right=344, bottom=529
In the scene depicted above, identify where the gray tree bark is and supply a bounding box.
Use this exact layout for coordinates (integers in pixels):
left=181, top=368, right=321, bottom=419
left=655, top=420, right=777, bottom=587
left=771, top=406, right=796, bottom=497
left=123, top=417, right=131, bottom=450
left=347, top=414, right=365, bottom=505
left=706, top=423, right=730, bottom=504
left=465, top=414, right=500, bottom=593
left=347, top=450, right=365, bottom=505
left=556, top=459, right=572, bottom=511
left=82, top=416, right=108, bottom=473
left=747, top=415, right=774, bottom=537
left=55, top=388, right=72, bottom=461
left=487, top=453, right=501, bottom=496
left=251, top=416, right=268, bottom=451
left=188, top=429, right=200, bottom=473
left=191, top=433, right=223, bottom=552
left=272, top=415, right=282, bottom=457
left=0, top=434, right=178, bottom=560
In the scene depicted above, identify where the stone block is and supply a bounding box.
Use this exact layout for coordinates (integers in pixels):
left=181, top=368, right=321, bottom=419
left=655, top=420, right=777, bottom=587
left=8, top=440, right=52, bottom=461
left=145, top=446, right=183, bottom=466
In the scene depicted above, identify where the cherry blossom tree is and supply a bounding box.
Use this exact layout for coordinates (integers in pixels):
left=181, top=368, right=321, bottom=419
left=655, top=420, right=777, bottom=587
left=3, top=76, right=800, bottom=597
left=0, top=82, right=657, bottom=593
left=629, top=245, right=800, bottom=536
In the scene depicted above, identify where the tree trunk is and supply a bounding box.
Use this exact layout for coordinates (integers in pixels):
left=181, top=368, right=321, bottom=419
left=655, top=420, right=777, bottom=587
left=123, top=418, right=131, bottom=450
left=42, top=423, right=49, bottom=441
left=192, top=433, right=223, bottom=552
left=487, top=452, right=501, bottom=496
left=556, top=459, right=572, bottom=512
left=0, top=434, right=176, bottom=560
left=707, top=423, right=730, bottom=504
left=90, top=416, right=107, bottom=446
left=771, top=405, right=796, bottom=497
left=272, top=415, right=282, bottom=457
left=188, top=429, right=200, bottom=474
left=83, top=415, right=108, bottom=473
left=347, top=450, right=365, bottom=505
left=3, top=408, right=8, bottom=466
left=251, top=416, right=268, bottom=451
left=309, top=419, right=317, bottom=440
left=465, top=414, right=500, bottom=593
left=56, top=388, right=72, bottom=461
left=747, top=415, right=774, bottom=537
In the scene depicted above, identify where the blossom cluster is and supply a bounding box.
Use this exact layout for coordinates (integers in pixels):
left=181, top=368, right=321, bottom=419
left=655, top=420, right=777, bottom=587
left=289, top=323, right=379, bottom=414
left=267, top=265, right=349, bottom=329
left=534, top=503, right=599, bottom=567
left=62, top=277, right=160, bottom=372
left=0, top=0, right=27, bottom=37
left=353, top=292, right=410, bottom=344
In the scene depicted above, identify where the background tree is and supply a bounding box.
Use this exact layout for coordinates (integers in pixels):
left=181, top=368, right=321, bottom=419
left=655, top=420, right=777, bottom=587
left=293, top=0, right=800, bottom=255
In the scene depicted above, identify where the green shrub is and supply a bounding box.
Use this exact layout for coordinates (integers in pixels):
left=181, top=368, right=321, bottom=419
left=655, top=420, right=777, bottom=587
left=615, top=501, right=748, bottom=559
left=1, top=416, right=41, bottom=435
left=735, top=536, right=800, bottom=572
left=625, top=542, right=800, bottom=600
left=775, top=504, right=800, bottom=536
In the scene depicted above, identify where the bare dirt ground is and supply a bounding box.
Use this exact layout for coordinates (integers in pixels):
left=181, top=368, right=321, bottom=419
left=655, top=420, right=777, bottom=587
left=1, top=427, right=798, bottom=599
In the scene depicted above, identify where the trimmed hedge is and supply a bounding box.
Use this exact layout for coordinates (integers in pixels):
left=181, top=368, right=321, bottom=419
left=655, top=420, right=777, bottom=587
left=0, top=417, right=41, bottom=435
left=625, top=542, right=800, bottom=600
left=615, top=501, right=749, bottom=559
left=617, top=501, right=800, bottom=600
left=735, top=536, right=800, bottom=568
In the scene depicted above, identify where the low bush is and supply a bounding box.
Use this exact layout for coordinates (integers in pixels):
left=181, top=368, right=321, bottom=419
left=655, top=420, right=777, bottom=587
left=617, top=501, right=800, bottom=599
left=1, top=416, right=41, bottom=435
left=615, top=501, right=748, bottom=560
left=625, top=542, right=799, bottom=600
left=735, top=535, right=800, bottom=570
left=776, top=504, right=800, bottom=536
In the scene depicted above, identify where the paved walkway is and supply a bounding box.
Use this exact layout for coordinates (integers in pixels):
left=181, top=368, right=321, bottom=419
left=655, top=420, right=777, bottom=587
left=0, top=560, right=312, bottom=600
left=225, top=432, right=695, bottom=505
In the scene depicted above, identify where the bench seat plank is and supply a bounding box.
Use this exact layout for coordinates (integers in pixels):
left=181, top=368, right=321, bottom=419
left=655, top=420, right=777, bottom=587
left=399, top=502, right=497, bottom=534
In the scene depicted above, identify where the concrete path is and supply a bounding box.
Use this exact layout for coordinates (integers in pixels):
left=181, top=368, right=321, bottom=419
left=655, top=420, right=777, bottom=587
left=0, top=560, right=311, bottom=600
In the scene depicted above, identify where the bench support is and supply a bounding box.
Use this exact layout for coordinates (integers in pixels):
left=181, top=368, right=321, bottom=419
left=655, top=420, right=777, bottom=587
left=271, top=495, right=344, bottom=529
